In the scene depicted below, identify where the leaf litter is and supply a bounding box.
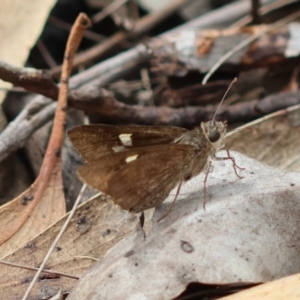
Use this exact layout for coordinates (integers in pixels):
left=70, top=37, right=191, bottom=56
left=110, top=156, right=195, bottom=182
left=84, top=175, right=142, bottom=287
left=0, top=195, right=139, bottom=299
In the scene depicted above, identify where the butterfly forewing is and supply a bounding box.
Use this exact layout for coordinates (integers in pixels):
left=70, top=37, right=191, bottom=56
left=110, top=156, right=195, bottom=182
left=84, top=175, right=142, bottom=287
left=78, top=144, right=196, bottom=212
left=68, top=124, right=188, bottom=162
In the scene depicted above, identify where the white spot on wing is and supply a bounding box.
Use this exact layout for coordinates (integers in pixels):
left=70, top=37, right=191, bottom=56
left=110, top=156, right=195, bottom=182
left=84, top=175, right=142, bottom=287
left=119, top=133, right=132, bottom=146
left=112, top=146, right=125, bottom=152
left=125, top=154, right=138, bottom=163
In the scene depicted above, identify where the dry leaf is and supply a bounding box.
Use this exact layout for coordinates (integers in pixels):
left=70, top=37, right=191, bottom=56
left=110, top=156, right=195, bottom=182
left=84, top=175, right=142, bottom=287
left=226, top=103, right=300, bottom=171
left=0, top=160, right=65, bottom=257
left=0, top=195, right=139, bottom=299
left=67, top=151, right=300, bottom=300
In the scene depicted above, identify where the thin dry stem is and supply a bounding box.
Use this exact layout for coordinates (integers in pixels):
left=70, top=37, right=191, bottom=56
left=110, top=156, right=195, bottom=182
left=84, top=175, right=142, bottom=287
left=0, top=260, right=79, bottom=280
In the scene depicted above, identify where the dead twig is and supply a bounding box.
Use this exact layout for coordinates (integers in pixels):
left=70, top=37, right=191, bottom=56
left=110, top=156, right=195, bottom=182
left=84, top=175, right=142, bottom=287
left=220, top=89, right=300, bottom=123
left=0, top=61, right=58, bottom=98
left=49, top=15, right=105, bottom=43
left=68, top=0, right=273, bottom=89
left=69, top=86, right=300, bottom=126
left=0, top=259, right=79, bottom=280
left=0, top=60, right=113, bottom=105
left=49, top=0, right=188, bottom=78
left=0, top=98, right=55, bottom=162
left=91, top=0, right=129, bottom=24
left=37, top=40, right=57, bottom=69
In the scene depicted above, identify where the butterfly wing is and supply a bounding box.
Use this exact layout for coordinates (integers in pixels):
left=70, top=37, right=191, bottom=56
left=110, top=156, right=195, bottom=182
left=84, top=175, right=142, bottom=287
left=78, top=144, right=196, bottom=212
left=67, top=124, right=188, bottom=161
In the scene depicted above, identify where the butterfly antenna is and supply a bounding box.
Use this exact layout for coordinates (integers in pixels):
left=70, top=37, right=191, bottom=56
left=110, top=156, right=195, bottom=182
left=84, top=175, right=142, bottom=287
left=212, top=77, right=237, bottom=122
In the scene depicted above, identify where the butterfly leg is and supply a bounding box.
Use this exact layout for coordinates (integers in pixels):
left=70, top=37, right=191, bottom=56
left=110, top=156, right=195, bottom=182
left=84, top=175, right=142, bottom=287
left=213, top=149, right=244, bottom=179
left=157, top=180, right=183, bottom=222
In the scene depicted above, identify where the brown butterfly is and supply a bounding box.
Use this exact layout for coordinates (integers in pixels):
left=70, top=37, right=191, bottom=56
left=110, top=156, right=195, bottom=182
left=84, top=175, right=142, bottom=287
left=68, top=79, right=243, bottom=214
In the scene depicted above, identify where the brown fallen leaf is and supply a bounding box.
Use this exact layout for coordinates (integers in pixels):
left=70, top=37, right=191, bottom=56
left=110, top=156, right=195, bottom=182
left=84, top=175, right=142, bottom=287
left=226, top=103, right=300, bottom=171
left=0, top=160, right=66, bottom=257
left=0, top=195, right=139, bottom=299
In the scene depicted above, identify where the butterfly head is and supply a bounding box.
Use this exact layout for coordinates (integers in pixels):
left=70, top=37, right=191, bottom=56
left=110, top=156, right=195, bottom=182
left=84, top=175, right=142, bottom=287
left=200, top=77, right=235, bottom=150
left=201, top=120, right=227, bottom=150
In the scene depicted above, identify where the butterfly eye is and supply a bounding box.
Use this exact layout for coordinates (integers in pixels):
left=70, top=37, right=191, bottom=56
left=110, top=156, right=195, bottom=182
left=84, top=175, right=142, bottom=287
left=208, top=130, right=220, bottom=143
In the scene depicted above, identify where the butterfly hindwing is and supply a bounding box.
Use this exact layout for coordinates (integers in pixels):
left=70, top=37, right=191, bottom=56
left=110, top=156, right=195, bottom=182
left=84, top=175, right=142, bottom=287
left=78, top=144, right=197, bottom=212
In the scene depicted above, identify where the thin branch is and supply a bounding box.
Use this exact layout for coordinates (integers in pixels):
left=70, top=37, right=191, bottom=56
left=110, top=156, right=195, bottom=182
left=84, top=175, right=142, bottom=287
left=0, top=98, right=55, bottom=162
left=0, top=61, right=58, bottom=98
left=49, top=15, right=105, bottom=42
left=37, top=40, right=57, bottom=69
left=92, top=0, right=129, bottom=23
left=0, top=260, right=79, bottom=280
left=68, top=0, right=273, bottom=89
left=50, top=0, right=188, bottom=78
left=68, top=86, right=300, bottom=126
